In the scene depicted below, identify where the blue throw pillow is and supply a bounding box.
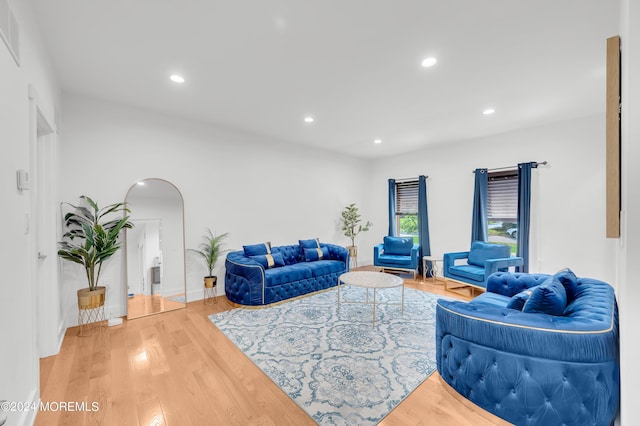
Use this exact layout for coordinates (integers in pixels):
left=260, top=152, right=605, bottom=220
left=383, top=236, right=413, bottom=256
left=250, top=252, right=285, bottom=269
left=299, top=238, right=321, bottom=249
left=507, top=288, right=535, bottom=310
left=304, top=247, right=329, bottom=262
left=522, top=276, right=567, bottom=316
left=554, top=268, right=579, bottom=303
left=243, top=242, right=271, bottom=257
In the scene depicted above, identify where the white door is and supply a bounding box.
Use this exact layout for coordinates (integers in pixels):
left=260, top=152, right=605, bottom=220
left=31, top=100, right=61, bottom=358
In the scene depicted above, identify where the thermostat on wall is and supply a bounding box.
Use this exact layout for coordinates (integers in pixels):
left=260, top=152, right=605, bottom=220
left=16, top=169, right=29, bottom=191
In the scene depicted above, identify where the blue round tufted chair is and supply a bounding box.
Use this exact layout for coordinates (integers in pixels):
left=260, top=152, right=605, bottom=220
left=436, top=272, right=619, bottom=426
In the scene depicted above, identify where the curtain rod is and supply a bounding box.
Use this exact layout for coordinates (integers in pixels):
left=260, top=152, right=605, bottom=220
left=472, top=161, right=547, bottom=173
left=392, top=175, right=428, bottom=183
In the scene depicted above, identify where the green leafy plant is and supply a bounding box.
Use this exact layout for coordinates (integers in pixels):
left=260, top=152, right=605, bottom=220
left=340, top=203, right=372, bottom=247
left=58, top=196, right=133, bottom=291
left=190, top=229, right=230, bottom=277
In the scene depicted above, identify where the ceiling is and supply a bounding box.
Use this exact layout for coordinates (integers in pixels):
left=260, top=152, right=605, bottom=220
left=31, top=0, right=620, bottom=159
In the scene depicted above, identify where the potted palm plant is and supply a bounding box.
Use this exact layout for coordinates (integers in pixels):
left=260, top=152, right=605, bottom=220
left=190, top=229, right=229, bottom=288
left=340, top=203, right=372, bottom=260
left=58, top=196, right=133, bottom=312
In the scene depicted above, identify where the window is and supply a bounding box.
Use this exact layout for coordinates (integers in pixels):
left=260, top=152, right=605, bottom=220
left=487, top=171, right=518, bottom=254
left=395, top=180, right=419, bottom=243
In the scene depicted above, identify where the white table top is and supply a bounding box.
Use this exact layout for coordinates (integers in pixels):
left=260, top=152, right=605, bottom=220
left=339, top=271, right=404, bottom=289
left=422, top=256, right=442, bottom=261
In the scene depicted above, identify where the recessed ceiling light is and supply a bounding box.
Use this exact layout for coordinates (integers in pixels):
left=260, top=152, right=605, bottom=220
left=483, top=108, right=496, bottom=115
left=421, top=57, right=437, bottom=68
left=374, top=139, right=382, bottom=144
left=170, top=74, right=185, bottom=83
left=304, top=116, right=315, bottom=123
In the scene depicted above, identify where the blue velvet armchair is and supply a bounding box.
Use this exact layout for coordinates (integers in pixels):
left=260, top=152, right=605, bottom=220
left=443, top=241, right=523, bottom=290
left=373, top=236, right=420, bottom=278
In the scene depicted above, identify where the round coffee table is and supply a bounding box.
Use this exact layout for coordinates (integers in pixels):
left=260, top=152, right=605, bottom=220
left=338, top=271, right=405, bottom=326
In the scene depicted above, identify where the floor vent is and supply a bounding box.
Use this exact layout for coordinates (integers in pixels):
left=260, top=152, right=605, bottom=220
left=0, top=0, right=20, bottom=66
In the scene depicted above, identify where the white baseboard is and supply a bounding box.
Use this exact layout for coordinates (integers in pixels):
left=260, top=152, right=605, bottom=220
left=187, top=288, right=206, bottom=302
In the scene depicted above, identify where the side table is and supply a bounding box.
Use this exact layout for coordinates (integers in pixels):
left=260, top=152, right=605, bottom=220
left=422, top=256, right=442, bottom=283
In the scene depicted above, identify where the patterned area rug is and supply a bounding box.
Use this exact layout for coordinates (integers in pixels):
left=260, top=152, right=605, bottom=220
left=209, top=286, right=443, bottom=425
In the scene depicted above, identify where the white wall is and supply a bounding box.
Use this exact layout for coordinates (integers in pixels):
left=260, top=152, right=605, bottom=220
left=619, top=0, right=639, bottom=423
left=58, top=93, right=370, bottom=324
left=364, top=115, right=617, bottom=284
left=0, top=0, right=60, bottom=424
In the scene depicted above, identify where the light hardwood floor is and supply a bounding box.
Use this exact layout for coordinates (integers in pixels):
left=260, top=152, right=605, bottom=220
left=126, top=294, right=188, bottom=319
left=37, top=272, right=510, bottom=426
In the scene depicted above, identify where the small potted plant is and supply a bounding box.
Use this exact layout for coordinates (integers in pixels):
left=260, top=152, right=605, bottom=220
left=340, top=203, right=372, bottom=259
left=58, top=196, right=133, bottom=314
left=190, top=229, right=229, bottom=288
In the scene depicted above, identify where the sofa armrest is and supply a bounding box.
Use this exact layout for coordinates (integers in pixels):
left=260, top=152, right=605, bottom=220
left=410, top=244, right=420, bottom=264
left=443, top=251, right=470, bottom=275
left=374, top=243, right=384, bottom=257
left=436, top=298, right=619, bottom=364
left=484, top=256, right=523, bottom=276
left=225, top=252, right=265, bottom=283
left=323, top=243, right=349, bottom=266
left=225, top=251, right=267, bottom=305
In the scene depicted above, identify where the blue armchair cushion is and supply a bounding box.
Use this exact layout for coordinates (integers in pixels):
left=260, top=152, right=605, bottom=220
left=383, top=236, right=413, bottom=256
left=467, top=241, right=511, bottom=267
left=303, top=246, right=330, bottom=262
left=243, top=242, right=272, bottom=257
left=522, top=277, right=567, bottom=316
left=448, top=264, right=485, bottom=283
left=506, top=288, right=534, bottom=310
left=250, top=252, right=285, bottom=269
left=377, top=253, right=413, bottom=267
left=299, top=238, right=321, bottom=249
left=554, top=268, right=579, bottom=302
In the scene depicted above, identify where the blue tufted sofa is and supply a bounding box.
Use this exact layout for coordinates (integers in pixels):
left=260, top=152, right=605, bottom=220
left=436, top=271, right=619, bottom=426
left=224, top=241, right=349, bottom=306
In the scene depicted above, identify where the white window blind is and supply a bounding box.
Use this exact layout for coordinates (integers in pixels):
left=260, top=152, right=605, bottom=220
left=396, top=180, right=419, bottom=214
left=487, top=173, right=517, bottom=221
